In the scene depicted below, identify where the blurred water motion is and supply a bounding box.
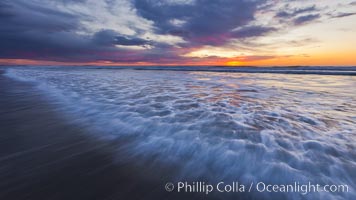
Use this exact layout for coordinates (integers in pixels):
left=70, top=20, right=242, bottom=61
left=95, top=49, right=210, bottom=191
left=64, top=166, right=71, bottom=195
left=1, top=67, right=355, bottom=200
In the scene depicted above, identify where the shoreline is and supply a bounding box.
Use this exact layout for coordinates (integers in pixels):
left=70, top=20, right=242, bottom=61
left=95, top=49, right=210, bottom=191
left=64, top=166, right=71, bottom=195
left=2, top=66, right=356, bottom=76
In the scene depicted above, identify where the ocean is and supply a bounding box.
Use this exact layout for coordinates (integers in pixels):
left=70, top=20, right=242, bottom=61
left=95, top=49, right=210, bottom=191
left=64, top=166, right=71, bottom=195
left=0, top=66, right=355, bottom=200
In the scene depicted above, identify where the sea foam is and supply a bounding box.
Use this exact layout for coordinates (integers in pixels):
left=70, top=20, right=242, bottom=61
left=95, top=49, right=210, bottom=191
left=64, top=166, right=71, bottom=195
left=5, top=67, right=356, bottom=200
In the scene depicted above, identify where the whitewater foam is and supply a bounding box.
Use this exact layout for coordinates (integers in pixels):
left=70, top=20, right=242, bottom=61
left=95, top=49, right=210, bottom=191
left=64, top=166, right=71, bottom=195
left=5, top=67, right=356, bottom=199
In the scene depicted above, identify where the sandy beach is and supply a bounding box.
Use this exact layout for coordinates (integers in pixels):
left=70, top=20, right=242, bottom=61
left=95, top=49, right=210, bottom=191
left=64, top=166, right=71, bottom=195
left=0, top=70, right=213, bottom=200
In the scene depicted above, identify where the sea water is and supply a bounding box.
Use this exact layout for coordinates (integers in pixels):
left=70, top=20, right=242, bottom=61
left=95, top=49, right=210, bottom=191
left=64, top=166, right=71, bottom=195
left=5, top=67, right=356, bottom=199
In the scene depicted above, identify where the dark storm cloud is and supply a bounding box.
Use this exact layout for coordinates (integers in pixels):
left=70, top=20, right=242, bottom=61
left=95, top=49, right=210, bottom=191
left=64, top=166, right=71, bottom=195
left=0, top=0, right=155, bottom=62
left=92, top=30, right=151, bottom=46
left=0, top=0, right=78, bottom=32
left=293, top=14, right=320, bottom=25
left=115, top=36, right=150, bottom=46
left=0, top=2, right=13, bottom=17
left=0, top=0, right=88, bottom=60
left=134, top=0, right=268, bottom=45
left=0, top=27, right=153, bottom=63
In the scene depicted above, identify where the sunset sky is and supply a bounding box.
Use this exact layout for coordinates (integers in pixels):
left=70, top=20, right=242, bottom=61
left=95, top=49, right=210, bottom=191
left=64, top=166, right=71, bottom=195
left=0, top=0, right=356, bottom=66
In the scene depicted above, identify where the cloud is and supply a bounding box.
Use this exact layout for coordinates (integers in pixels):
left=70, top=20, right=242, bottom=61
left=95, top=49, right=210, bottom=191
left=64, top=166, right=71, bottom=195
left=1, top=0, right=277, bottom=64
left=293, top=14, right=320, bottom=25
left=0, top=1, right=156, bottom=63
left=0, top=1, right=79, bottom=32
left=330, top=12, right=356, bottom=18
left=273, top=4, right=321, bottom=27
left=0, top=1, right=86, bottom=59
left=0, top=0, right=350, bottom=65
left=232, top=26, right=277, bottom=38
left=237, top=55, right=276, bottom=61
left=92, top=29, right=151, bottom=46
left=134, top=0, right=267, bottom=45
left=275, top=5, right=317, bottom=18
left=114, top=36, right=151, bottom=46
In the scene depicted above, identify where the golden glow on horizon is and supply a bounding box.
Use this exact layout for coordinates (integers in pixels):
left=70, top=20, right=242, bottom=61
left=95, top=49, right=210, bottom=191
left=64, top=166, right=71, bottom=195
left=1, top=54, right=355, bottom=67
left=225, top=61, right=242, bottom=66
left=183, top=46, right=250, bottom=58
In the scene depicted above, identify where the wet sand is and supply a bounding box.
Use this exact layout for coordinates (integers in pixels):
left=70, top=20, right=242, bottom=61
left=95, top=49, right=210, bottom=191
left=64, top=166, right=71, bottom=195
left=0, top=71, right=209, bottom=200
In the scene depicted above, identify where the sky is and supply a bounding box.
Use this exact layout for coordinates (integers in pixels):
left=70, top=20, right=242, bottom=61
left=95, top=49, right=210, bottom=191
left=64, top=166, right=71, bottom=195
left=0, top=0, right=356, bottom=66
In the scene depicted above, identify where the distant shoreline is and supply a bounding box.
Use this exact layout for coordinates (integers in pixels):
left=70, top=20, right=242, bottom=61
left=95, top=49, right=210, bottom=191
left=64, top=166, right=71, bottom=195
left=1, top=65, right=356, bottom=76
